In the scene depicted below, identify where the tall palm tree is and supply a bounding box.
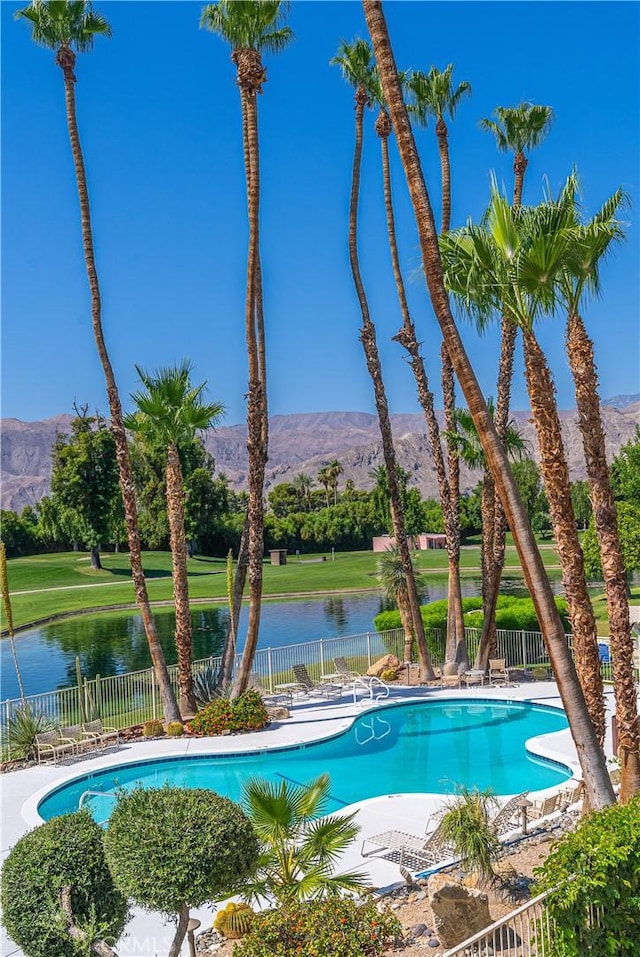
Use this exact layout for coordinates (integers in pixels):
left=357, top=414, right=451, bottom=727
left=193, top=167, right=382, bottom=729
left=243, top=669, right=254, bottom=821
left=316, top=466, right=332, bottom=508
left=362, top=0, right=614, bottom=810
left=446, top=403, right=529, bottom=668
left=326, top=459, right=344, bottom=505
left=238, top=773, right=368, bottom=905
left=553, top=179, right=639, bottom=799
left=377, top=545, right=417, bottom=663
left=370, top=67, right=466, bottom=664
left=201, top=1, right=293, bottom=698
left=292, top=472, right=313, bottom=511
left=0, top=543, right=26, bottom=702
left=407, top=65, right=471, bottom=663
left=125, top=362, right=225, bottom=714
left=480, top=102, right=554, bottom=649
left=15, top=0, right=181, bottom=724
left=332, top=38, right=434, bottom=681
left=439, top=186, right=605, bottom=746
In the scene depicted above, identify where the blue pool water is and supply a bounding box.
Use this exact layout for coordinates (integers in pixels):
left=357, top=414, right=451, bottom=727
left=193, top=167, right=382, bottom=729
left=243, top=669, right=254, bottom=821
left=38, top=699, right=570, bottom=823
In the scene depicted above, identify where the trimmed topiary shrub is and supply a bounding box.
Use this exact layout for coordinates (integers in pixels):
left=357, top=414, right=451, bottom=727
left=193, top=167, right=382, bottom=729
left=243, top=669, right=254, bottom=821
left=232, top=896, right=402, bottom=957
left=534, top=797, right=640, bottom=955
left=104, top=786, right=259, bottom=957
left=1, top=810, right=127, bottom=957
left=189, top=690, right=268, bottom=736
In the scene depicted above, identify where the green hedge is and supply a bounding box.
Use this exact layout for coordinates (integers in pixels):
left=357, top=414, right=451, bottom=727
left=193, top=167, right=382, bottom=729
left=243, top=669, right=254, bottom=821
left=374, top=595, right=570, bottom=637
left=534, top=797, right=640, bottom=955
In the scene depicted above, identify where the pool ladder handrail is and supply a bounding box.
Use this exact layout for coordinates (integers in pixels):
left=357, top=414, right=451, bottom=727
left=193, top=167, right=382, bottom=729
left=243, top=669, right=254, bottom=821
left=351, top=675, right=390, bottom=707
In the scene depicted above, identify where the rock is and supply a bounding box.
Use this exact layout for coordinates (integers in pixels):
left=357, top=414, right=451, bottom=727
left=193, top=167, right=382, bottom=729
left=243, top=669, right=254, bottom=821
left=367, top=654, right=400, bottom=677
left=266, top=706, right=290, bottom=721
left=428, top=938, right=440, bottom=948
left=428, top=875, right=492, bottom=950
left=410, top=923, right=428, bottom=938
left=196, top=927, right=225, bottom=955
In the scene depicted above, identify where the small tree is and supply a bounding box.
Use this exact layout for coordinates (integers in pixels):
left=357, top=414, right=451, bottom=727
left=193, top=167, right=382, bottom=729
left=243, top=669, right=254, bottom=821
left=534, top=797, right=640, bottom=955
left=1, top=810, right=127, bottom=957
left=103, top=787, right=259, bottom=957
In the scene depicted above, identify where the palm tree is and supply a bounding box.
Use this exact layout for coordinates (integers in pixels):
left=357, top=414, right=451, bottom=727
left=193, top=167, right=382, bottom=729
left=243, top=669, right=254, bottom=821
left=406, top=65, right=471, bottom=664
left=201, top=1, right=293, bottom=698
left=479, top=103, right=554, bottom=649
left=0, top=543, right=26, bottom=702
left=125, top=362, right=225, bottom=715
left=316, top=466, right=332, bottom=508
left=292, top=472, right=313, bottom=511
left=377, top=545, right=418, bottom=663
left=361, top=0, right=614, bottom=810
left=554, top=179, right=639, bottom=799
left=15, top=0, right=181, bottom=724
left=446, top=402, right=528, bottom=668
left=332, top=38, right=434, bottom=681
left=370, top=66, right=466, bottom=664
left=326, top=459, right=344, bottom=505
left=439, top=185, right=605, bottom=747
left=238, top=773, right=368, bottom=905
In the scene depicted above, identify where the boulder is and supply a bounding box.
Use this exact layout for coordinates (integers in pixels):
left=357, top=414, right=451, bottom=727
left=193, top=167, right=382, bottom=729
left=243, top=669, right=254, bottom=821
left=266, top=706, right=290, bottom=721
left=367, top=654, right=401, bottom=677
left=428, top=875, right=492, bottom=949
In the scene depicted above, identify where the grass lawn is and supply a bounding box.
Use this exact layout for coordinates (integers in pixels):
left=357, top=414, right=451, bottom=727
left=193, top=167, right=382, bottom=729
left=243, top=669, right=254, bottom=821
left=3, top=541, right=625, bottom=636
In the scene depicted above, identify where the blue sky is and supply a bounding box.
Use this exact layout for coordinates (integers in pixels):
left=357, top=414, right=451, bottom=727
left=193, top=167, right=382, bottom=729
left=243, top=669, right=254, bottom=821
left=2, top=1, right=639, bottom=427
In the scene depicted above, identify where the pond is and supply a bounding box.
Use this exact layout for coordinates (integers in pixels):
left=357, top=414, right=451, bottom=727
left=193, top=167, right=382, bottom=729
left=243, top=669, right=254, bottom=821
left=2, top=576, right=555, bottom=700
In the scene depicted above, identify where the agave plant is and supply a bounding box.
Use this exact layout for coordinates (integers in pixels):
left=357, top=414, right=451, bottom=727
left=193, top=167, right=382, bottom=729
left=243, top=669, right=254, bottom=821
left=192, top=664, right=228, bottom=708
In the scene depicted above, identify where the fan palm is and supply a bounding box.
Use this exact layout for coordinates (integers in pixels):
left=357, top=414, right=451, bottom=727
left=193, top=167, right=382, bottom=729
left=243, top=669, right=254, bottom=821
left=551, top=178, right=639, bottom=799
left=326, top=459, right=344, bottom=506
left=480, top=102, right=554, bottom=661
left=446, top=403, right=528, bottom=668
left=332, top=38, right=434, bottom=680
left=440, top=183, right=605, bottom=746
left=361, top=0, right=614, bottom=810
left=368, top=67, right=466, bottom=665
left=238, top=773, right=368, bottom=905
left=407, top=65, right=471, bottom=662
left=377, top=545, right=419, bottom=663
left=15, top=0, right=181, bottom=724
left=125, top=362, right=225, bottom=714
left=201, top=1, right=293, bottom=698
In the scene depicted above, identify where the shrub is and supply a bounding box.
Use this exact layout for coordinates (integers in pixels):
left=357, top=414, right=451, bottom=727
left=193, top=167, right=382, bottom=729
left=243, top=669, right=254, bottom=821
left=533, top=797, right=640, bottom=956
left=3, top=704, right=55, bottom=760
left=380, top=668, right=397, bottom=682
left=104, top=786, right=259, bottom=956
left=439, top=786, right=501, bottom=886
left=1, top=810, right=127, bottom=957
left=214, top=901, right=256, bottom=939
left=233, top=896, right=402, bottom=957
left=189, top=690, right=268, bottom=736
left=166, top=721, right=184, bottom=737
left=143, top=719, right=164, bottom=738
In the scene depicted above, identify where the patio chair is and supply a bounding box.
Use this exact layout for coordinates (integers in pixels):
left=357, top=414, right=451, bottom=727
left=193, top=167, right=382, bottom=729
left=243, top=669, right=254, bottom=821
left=82, top=719, right=119, bottom=749
left=291, top=664, right=342, bottom=699
left=362, top=817, right=454, bottom=871
left=558, top=779, right=584, bottom=810
left=490, top=790, right=530, bottom=837
left=462, top=668, right=486, bottom=688
left=528, top=791, right=561, bottom=821
left=333, top=656, right=367, bottom=684
left=248, top=673, right=293, bottom=707
left=35, top=729, right=76, bottom=764
left=60, top=723, right=99, bottom=755
left=488, top=658, right=511, bottom=686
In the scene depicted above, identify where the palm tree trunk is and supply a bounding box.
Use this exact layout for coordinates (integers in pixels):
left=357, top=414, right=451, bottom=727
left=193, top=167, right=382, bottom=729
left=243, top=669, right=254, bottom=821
left=57, top=44, right=180, bottom=724
left=362, top=0, right=614, bottom=809
left=350, top=90, right=434, bottom=681
left=567, top=310, right=640, bottom=800
left=165, top=444, right=196, bottom=715
left=232, top=59, right=267, bottom=698
left=436, top=118, right=451, bottom=234
left=89, top=544, right=102, bottom=571
left=218, top=518, right=249, bottom=690
left=513, top=151, right=527, bottom=207
left=522, top=328, right=605, bottom=744
left=441, top=341, right=466, bottom=662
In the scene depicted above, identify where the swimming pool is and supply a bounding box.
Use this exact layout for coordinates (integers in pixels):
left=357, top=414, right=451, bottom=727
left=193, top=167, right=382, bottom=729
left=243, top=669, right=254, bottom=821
left=37, top=699, right=571, bottom=823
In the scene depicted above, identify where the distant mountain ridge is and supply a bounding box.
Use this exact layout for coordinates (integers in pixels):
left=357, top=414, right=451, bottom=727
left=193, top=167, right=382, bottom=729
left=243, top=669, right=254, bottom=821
left=2, top=400, right=639, bottom=513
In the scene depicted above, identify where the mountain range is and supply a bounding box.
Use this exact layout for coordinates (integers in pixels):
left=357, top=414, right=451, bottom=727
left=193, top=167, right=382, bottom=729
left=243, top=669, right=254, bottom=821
left=2, top=396, right=639, bottom=513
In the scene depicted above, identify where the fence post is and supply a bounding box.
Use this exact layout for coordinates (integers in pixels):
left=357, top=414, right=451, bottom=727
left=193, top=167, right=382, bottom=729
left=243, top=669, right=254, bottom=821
left=267, top=648, right=274, bottom=693
left=521, top=631, right=528, bottom=672
left=151, top=675, right=157, bottom=722
left=319, top=639, right=325, bottom=678
left=367, top=632, right=372, bottom=668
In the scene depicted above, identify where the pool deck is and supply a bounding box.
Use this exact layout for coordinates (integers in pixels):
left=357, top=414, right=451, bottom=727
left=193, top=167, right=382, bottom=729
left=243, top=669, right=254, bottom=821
left=1, top=681, right=620, bottom=956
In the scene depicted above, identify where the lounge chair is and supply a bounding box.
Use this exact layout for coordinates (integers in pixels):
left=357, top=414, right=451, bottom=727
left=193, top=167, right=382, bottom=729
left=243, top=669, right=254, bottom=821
left=60, top=723, right=99, bottom=755
left=291, top=664, right=342, bottom=699
left=490, top=790, right=530, bottom=837
left=488, top=658, right=511, bottom=686
left=248, top=673, right=292, bottom=707
left=35, top=729, right=76, bottom=764
left=362, top=818, right=454, bottom=871
left=333, top=656, right=369, bottom=685
left=558, top=779, right=584, bottom=810
left=528, top=791, right=561, bottom=821
left=82, top=719, right=119, bottom=749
